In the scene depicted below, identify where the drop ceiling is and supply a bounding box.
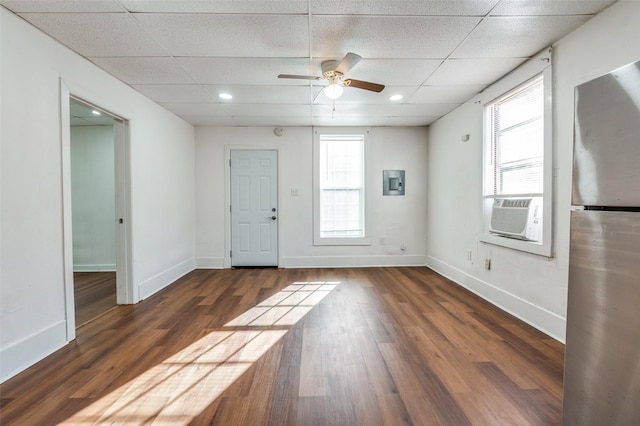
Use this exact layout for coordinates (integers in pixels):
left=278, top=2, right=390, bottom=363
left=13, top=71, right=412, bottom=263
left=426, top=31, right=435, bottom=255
left=0, top=0, right=617, bottom=127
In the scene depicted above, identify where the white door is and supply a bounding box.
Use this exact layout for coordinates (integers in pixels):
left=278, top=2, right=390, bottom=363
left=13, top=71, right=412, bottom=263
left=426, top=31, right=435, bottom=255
left=231, top=150, right=278, bottom=266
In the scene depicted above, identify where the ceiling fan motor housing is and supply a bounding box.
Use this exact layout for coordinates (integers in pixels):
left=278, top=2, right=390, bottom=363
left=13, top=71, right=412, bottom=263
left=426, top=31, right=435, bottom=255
left=321, top=59, right=339, bottom=75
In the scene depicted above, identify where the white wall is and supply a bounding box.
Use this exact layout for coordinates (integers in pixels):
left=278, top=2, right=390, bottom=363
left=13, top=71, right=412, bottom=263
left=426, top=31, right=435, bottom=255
left=71, top=125, right=116, bottom=271
left=426, top=0, right=640, bottom=342
left=0, top=8, right=196, bottom=382
left=195, top=126, right=428, bottom=268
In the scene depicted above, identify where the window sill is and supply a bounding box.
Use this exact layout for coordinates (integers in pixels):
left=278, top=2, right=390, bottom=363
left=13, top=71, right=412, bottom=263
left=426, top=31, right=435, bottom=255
left=480, top=233, right=552, bottom=258
left=313, top=237, right=372, bottom=246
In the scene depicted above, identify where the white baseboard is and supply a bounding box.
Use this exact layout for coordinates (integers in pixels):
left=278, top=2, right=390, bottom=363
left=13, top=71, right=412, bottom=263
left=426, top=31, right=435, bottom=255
left=427, top=256, right=565, bottom=343
left=281, top=255, right=427, bottom=269
left=138, top=257, right=196, bottom=300
left=0, top=320, right=67, bottom=383
left=195, top=257, right=225, bottom=269
left=73, top=264, right=116, bottom=272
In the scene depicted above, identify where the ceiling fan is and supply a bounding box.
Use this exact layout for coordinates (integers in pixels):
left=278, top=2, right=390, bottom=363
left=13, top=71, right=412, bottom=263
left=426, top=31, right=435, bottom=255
left=278, top=52, right=385, bottom=99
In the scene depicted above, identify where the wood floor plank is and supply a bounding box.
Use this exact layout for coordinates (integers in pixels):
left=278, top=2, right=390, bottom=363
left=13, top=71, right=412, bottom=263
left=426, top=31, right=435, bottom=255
left=73, top=272, right=116, bottom=326
left=0, top=267, right=564, bottom=425
left=299, top=327, right=325, bottom=397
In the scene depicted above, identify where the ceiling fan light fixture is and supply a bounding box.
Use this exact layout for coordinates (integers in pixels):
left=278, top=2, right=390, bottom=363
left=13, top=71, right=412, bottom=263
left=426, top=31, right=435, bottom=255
left=324, top=82, right=344, bottom=99
left=219, top=93, right=233, bottom=100
left=389, top=94, right=403, bottom=101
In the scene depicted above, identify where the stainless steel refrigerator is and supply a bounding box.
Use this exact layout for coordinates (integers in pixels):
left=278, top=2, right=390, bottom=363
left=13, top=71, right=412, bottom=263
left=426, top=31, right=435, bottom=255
left=563, top=59, right=640, bottom=424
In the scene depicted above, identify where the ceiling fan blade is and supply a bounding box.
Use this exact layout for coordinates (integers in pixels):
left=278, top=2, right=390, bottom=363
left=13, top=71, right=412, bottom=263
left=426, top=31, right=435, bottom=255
left=278, top=74, right=322, bottom=80
left=346, top=79, right=385, bottom=93
left=334, top=52, right=362, bottom=75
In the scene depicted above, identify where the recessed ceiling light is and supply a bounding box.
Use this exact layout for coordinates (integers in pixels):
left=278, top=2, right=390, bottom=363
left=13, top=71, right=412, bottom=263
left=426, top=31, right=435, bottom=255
left=219, top=93, right=233, bottom=100
left=389, top=94, right=403, bottom=101
left=91, top=110, right=101, bottom=115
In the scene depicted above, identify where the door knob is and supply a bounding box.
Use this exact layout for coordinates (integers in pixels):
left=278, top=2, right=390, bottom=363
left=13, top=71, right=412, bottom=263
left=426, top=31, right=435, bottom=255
left=271, top=216, right=277, bottom=220
left=272, top=207, right=276, bottom=212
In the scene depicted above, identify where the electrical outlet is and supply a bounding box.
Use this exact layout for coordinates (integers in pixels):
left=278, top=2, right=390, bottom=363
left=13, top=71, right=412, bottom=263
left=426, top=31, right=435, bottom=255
left=379, top=236, right=385, bottom=245
left=466, top=249, right=472, bottom=262
left=485, top=258, right=491, bottom=270
left=400, top=242, right=407, bottom=251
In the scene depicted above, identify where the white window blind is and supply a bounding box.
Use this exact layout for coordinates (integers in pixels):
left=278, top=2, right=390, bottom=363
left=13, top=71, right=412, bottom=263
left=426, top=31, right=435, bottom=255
left=319, top=134, right=364, bottom=238
left=490, top=75, right=544, bottom=196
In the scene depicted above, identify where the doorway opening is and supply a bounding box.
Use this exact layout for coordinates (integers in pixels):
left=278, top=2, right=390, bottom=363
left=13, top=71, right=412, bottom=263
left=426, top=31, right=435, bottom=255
left=66, top=97, right=130, bottom=330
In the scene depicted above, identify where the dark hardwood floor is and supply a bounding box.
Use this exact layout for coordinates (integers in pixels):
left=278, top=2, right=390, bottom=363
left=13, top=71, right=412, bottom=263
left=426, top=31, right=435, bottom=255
left=74, top=272, right=117, bottom=326
left=0, top=267, right=564, bottom=425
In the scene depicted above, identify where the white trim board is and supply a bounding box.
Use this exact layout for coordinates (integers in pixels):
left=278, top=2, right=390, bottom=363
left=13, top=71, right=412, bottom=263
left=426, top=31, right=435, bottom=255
left=426, top=255, right=565, bottom=342
left=73, top=264, right=117, bottom=272
left=195, top=257, right=226, bottom=269
left=0, top=321, right=67, bottom=383
left=282, top=255, right=427, bottom=269
left=138, top=258, right=196, bottom=300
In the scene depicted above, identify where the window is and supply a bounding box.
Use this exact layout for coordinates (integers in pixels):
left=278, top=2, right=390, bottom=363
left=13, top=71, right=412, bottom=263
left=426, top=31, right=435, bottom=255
left=313, top=129, right=371, bottom=245
left=481, top=50, right=552, bottom=257
left=489, top=75, right=544, bottom=198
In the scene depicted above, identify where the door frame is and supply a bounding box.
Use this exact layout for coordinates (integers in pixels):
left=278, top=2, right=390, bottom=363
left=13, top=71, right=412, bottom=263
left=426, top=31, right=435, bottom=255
left=224, top=145, right=283, bottom=268
left=60, top=80, right=133, bottom=341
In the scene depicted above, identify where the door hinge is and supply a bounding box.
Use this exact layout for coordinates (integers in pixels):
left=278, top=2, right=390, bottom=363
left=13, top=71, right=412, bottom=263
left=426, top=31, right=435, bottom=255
left=229, top=159, right=231, bottom=167
left=230, top=205, right=232, bottom=212
left=230, top=250, right=232, bottom=258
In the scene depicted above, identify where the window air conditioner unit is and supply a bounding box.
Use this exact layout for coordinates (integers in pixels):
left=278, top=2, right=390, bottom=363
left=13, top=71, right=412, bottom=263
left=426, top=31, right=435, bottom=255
left=490, top=198, right=541, bottom=241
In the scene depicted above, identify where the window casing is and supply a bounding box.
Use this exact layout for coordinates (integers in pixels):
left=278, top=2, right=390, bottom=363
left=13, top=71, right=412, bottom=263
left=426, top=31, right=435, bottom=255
left=481, top=53, right=552, bottom=257
left=313, top=128, right=371, bottom=246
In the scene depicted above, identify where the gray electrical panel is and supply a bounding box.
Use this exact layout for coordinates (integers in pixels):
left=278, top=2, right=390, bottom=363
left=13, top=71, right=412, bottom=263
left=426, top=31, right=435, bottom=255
left=383, top=170, right=405, bottom=195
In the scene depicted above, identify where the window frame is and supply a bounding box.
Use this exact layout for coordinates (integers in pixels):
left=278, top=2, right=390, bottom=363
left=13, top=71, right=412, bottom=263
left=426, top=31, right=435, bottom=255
left=313, top=127, right=372, bottom=246
left=480, top=50, right=553, bottom=257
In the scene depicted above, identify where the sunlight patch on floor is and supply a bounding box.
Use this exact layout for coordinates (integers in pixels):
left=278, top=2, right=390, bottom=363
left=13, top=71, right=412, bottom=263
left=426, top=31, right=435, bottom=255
left=225, top=281, right=340, bottom=327
left=60, top=280, right=340, bottom=425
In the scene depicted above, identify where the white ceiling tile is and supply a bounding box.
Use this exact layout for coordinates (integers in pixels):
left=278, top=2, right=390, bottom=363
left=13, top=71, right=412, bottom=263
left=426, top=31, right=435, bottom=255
left=312, top=103, right=459, bottom=118
left=133, top=14, right=309, bottom=57
left=311, top=16, right=481, bottom=59
left=312, top=117, right=390, bottom=127
left=313, top=104, right=401, bottom=118
left=233, top=116, right=313, bottom=127
left=159, top=102, right=230, bottom=117
left=120, top=0, right=308, bottom=13
left=311, top=0, right=499, bottom=16
left=203, top=86, right=312, bottom=104
left=178, top=116, right=240, bottom=126
left=70, top=102, right=94, bottom=118
left=425, top=58, right=527, bottom=85
left=398, top=103, right=461, bottom=116
left=18, top=13, right=165, bottom=56
left=221, top=104, right=311, bottom=117
left=177, top=58, right=316, bottom=85
left=71, top=117, right=114, bottom=126
left=452, top=15, right=591, bottom=58
left=409, top=85, right=486, bottom=104
left=491, top=0, right=617, bottom=16
left=0, top=0, right=125, bottom=12
left=131, top=85, right=214, bottom=102
left=383, top=116, right=438, bottom=126
left=91, top=57, right=194, bottom=84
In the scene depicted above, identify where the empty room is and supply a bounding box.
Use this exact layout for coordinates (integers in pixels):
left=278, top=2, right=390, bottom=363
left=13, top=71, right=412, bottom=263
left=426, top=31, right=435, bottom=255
left=1, top=1, right=639, bottom=424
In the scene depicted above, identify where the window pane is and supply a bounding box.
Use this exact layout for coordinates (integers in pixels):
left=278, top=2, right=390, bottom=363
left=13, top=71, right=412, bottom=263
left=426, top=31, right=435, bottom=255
left=319, top=136, right=365, bottom=238
left=492, top=75, right=544, bottom=195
